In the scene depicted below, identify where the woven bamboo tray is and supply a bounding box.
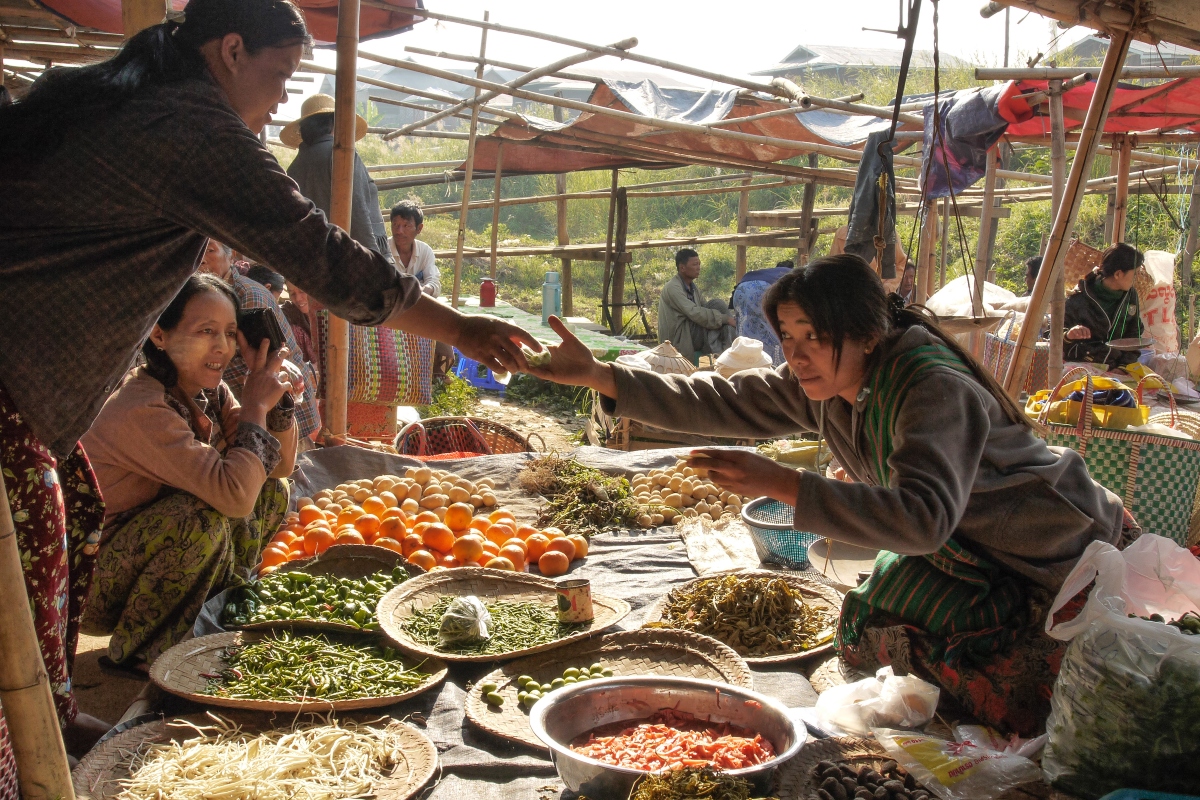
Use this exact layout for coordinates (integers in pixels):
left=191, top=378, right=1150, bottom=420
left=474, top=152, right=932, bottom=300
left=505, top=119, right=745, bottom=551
left=72, top=712, right=438, bottom=800
left=149, top=631, right=448, bottom=712
left=236, top=545, right=425, bottom=635
left=464, top=629, right=753, bottom=751
left=774, top=736, right=891, bottom=800
left=376, top=567, right=631, bottom=663
left=641, top=569, right=844, bottom=665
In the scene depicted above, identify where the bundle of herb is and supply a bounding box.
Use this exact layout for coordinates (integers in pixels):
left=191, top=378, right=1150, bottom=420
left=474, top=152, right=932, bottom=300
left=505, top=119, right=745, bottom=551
left=518, top=453, right=641, bottom=537
left=628, top=766, right=775, bottom=800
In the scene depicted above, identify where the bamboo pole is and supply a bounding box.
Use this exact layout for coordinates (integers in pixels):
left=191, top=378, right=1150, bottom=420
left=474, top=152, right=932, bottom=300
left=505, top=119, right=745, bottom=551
left=1004, top=27, right=1134, bottom=398
left=1182, top=173, right=1200, bottom=300
left=1112, top=135, right=1133, bottom=242
left=381, top=3, right=789, bottom=98
left=916, top=204, right=937, bottom=304
left=299, top=60, right=517, bottom=119
left=323, top=0, right=362, bottom=439
left=797, top=154, right=818, bottom=265
left=0, top=464, right=76, bottom=800
left=435, top=226, right=809, bottom=259
left=610, top=187, right=629, bottom=334
left=601, top=169, right=619, bottom=329
left=386, top=40, right=633, bottom=139
left=451, top=13, right=489, bottom=309
left=970, top=149, right=1000, bottom=357
left=368, top=94, right=510, bottom=126
left=489, top=141, right=503, bottom=279
left=404, top=45, right=604, bottom=85
left=553, top=103, right=573, bottom=315
left=1048, top=79, right=1067, bottom=387
left=735, top=178, right=751, bottom=281
left=977, top=65, right=1200, bottom=80
left=366, top=159, right=465, bottom=173
left=939, top=196, right=949, bottom=290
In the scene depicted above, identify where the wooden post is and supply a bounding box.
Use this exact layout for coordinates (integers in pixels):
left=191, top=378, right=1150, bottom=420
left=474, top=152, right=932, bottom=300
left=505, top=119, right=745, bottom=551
left=323, top=0, right=363, bottom=438
left=734, top=178, right=751, bottom=281
left=553, top=102, right=572, bottom=315
left=1048, top=79, right=1067, bottom=386
left=939, top=196, right=949, bottom=289
left=797, top=154, right=818, bottom=265
left=916, top=204, right=937, bottom=304
left=489, top=141, right=503, bottom=279
left=0, top=466, right=76, bottom=800
left=601, top=169, right=619, bottom=328
left=1182, top=172, right=1200, bottom=299
left=121, top=0, right=166, bottom=37
left=610, top=187, right=629, bottom=334
left=1113, top=135, right=1132, bottom=242
left=970, top=148, right=999, bottom=355
left=1003, top=27, right=1134, bottom=397
left=451, top=12, right=489, bottom=309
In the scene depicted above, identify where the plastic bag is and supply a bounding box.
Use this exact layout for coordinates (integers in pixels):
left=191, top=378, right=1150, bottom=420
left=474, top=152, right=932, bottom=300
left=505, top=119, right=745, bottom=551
left=872, top=727, right=1042, bottom=800
left=1041, top=534, right=1200, bottom=797
left=437, top=595, right=492, bottom=648
left=1139, top=250, right=1178, bottom=354
left=815, top=666, right=939, bottom=736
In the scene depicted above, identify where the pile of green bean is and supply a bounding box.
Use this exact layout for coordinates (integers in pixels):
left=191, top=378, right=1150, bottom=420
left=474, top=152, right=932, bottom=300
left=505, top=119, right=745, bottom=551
left=222, top=567, right=409, bottom=631
left=201, top=631, right=431, bottom=701
left=403, top=596, right=588, bottom=655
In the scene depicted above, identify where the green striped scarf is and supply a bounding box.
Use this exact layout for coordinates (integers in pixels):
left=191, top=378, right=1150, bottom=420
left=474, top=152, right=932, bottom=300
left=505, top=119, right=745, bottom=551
left=837, top=343, right=1025, bottom=664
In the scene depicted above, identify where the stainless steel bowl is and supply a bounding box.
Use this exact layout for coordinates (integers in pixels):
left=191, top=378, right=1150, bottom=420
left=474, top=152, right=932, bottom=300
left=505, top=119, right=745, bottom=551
left=528, top=676, right=805, bottom=799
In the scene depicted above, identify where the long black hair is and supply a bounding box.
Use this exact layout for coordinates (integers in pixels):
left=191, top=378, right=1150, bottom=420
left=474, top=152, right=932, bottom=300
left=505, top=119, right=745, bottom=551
left=0, top=0, right=310, bottom=159
left=763, top=253, right=1033, bottom=429
left=143, top=273, right=240, bottom=389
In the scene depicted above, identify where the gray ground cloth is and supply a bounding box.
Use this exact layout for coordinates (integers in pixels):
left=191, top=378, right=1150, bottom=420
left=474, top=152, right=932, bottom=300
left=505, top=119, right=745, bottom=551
left=198, top=445, right=817, bottom=799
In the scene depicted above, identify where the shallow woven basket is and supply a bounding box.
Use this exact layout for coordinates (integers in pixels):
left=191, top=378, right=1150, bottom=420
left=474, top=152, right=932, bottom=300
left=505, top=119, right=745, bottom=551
left=72, top=713, right=438, bottom=800
left=641, top=569, right=844, bottom=664
left=464, top=629, right=752, bottom=751
left=394, top=416, right=538, bottom=458
left=149, top=631, right=448, bottom=712
left=376, top=567, right=630, bottom=663
left=239, top=545, right=426, bottom=634
left=774, top=736, right=892, bottom=800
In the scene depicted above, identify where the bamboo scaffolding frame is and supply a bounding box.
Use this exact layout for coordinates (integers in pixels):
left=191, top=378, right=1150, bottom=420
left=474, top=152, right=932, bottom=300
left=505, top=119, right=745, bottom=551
left=403, top=45, right=604, bottom=85
left=1004, top=27, right=1135, bottom=397
left=1113, top=135, right=1133, bottom=242
left=368, top=94, right=511, bottom=126
left=1048, top=79, right=1067, bottom=386
left=977, top=66, right=1200, bottom=80
left=490, top=141, right=503, bottom=279
left=735, top=177, right=751, bottom=280
left=366, top=159, right=465, bottom=173
left=386, top=39, right=634, bottom=139
left=451, top=13, right=489, bottom=309
left=553, top=102, right=572, bottom=314
left=437, top=226, right=808, bottom=260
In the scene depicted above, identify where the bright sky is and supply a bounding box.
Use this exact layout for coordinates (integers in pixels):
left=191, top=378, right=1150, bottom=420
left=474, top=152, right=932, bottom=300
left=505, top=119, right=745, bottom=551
left=309, top=1, right=1087, bottom=79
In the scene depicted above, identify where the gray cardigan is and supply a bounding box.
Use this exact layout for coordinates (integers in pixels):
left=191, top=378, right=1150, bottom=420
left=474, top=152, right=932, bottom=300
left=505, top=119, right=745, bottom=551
left=286, top=134, right=392, bottom=258
left=605, top=326, right=1124, bottom=590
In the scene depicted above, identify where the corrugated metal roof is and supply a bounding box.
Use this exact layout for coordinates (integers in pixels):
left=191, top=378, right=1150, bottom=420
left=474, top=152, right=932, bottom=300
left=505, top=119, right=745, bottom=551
left=750, top=43, right=968, bottom=76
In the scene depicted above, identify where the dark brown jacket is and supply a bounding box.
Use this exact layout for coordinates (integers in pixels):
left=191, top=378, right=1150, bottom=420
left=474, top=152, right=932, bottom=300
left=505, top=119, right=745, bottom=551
left=0, top=76, right=419, bottom=457
left=604, top=326, right=1124, bottom=590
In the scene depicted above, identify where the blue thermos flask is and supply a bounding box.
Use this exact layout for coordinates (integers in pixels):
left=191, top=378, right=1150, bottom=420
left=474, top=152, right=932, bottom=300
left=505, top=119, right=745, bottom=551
left=542, top=271, right=562, bottom=326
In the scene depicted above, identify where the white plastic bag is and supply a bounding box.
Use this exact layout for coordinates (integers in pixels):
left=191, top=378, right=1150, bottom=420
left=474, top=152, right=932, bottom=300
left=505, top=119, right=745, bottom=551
left=1041, top=534, right=1200, bottom=797
left=925, top=276, right=1016, bottom=318
left=437, top=595, right=492, bottom=648
left=872, top=727, right=1042, bottom=800
left=816, top=666, right=939, bottom=736
left=1139, top=250, right=1178, bottom=354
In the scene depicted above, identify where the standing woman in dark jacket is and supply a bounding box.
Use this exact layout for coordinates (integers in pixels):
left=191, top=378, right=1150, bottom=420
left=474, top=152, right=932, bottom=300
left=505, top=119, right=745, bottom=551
left=1063, top=243, right=1145, bottom=368
left=0, top=0, right=536, bottom=755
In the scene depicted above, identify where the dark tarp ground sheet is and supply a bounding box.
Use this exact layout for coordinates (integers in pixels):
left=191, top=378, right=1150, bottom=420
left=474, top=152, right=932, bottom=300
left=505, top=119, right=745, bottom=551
left=192, top=446, right=817, bottom=800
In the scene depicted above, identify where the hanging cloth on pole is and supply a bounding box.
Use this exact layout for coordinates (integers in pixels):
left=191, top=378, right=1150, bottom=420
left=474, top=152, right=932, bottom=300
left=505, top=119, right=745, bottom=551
left=920, top=85, right=1009, bottom=198
left=845, top=130, right=898, bottom=279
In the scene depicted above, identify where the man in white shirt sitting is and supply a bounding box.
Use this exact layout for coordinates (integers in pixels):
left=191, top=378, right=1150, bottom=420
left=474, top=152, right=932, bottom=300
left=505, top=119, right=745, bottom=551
left=389, top=201, right=441, bottom=297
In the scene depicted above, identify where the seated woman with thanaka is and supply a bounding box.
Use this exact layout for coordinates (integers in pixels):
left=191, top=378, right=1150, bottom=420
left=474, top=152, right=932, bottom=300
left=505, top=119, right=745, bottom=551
left=530, top=254, right=1134, bottom=736
left=81, top=274, right=297, bottom=672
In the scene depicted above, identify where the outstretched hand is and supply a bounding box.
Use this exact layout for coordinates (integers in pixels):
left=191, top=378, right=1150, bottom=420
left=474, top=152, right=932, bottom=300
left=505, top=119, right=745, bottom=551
left=687, top=448, right=802, bottom=506
left=524, top=316, right=617, bottom=397
left=455, top=315, right=541, bottom=375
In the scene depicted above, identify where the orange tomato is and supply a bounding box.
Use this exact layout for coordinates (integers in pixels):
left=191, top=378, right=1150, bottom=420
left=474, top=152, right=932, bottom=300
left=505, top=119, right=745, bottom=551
left=538, top=550, right=571, bottom=577
left=516, top=524, right=540, bottom=541
left=486, top=523, right=515, bottom=548
left=286, top=548, right=309, bottom=561
left=381, top=507, right=406, bottom=523
left=444, top=502, right=474, bottom=532
left=542, top=526, right=567, bottom=539
left=483, top=556, right=516, bottom=571
left=545, top=537, right=576, bottom=562
left=337, top=506, right=365, bottom=527
left=421, top=523, right=456, bottom=554
left=323, top=509, right=339, bottom=524
left=354, top=514, right=381, bottom=537
left=502, top=537, right=528, bottom=557
left=567, top=534, right=589, bottom=560
left=524, top=533, right=551, bottom=562
left=440, top=553, right=461, bottom=568
left=258, top=564, right=280, bottom=577
left=411, top=521, right=433, bottom=540
left=298, top=504, right=325, bottom=526
left=378, top=516, right=406, bottom=542
left=270, top=530, right=299, bottom=549
left=373, top=536, right=403, bottom=555
left=481, top=540, right=501, bottom=558
left=304, top=527, right=335, bottom=556
left=408, top=549, right=437, bottom=571
left=469, top=517, right=492, bottom=535
left=415, top=510, right=440, bottom=526
left=361, top=496, right=387, bottom=518
left=488, top=509, right=516, bottom=525
left=334, top=530, right=366, bottom=546
left=401, top=533, right=424, bottom=558
left=498, top=545, right=526, bottom=571
left=260, top=546, right=289, bottom=568
left=451, top=534, right=485, bottom=564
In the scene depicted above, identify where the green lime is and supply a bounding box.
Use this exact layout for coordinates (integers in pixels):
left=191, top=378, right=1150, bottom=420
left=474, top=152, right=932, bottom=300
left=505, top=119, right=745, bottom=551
left=550, top=678, right=565, bottom=690
left=517, top=675, right=534, bottom=686
left=563, top=667, right=580, bottom=679
left=484, top=692, right=504, bottom=706
left=517, top=691, right=529, bottom=703
left=563, top=676, right=577, bottom=685
left=589, top=663, right=604, bottom=674
left=478, top=682, right=498, bottom=695
left=601, top=668, right=614, bottom=677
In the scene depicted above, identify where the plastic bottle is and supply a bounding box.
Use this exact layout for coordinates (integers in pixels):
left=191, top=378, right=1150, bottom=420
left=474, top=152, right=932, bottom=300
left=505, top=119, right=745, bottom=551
left=479, top=277, right=496, bottom=307
left=541, top=271, right=562, bottom=326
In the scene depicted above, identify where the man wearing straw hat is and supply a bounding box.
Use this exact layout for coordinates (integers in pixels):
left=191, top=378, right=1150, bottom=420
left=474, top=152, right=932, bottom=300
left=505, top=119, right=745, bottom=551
left=284, top=93, right=393, bottom=260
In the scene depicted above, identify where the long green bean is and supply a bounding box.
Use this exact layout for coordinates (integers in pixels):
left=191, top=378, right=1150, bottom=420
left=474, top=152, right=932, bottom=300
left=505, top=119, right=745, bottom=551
left=201, top=631, right=430, bottom=701
left=403, top=596, right=588, bottom=655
